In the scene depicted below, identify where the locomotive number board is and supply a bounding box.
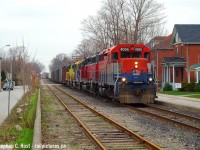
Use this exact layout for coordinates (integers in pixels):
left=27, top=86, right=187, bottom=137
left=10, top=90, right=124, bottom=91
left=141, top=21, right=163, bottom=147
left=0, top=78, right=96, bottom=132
left=134, top=48, right=142, bottom=52
left=120, top=48, right=129, bottom=51
left=120, top=47, right=143, bottom=52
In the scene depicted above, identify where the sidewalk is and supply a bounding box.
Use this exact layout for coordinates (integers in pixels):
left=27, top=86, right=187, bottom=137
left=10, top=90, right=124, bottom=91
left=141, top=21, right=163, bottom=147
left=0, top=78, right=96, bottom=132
left=156, top=93, right=200, bottom=113
left=0, top=86, right=25, bottom=125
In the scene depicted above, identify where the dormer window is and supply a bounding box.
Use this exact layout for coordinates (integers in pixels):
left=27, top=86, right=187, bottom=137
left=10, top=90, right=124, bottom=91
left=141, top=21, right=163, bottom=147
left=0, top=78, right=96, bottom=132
left=175, top=32, right=180, bottom=43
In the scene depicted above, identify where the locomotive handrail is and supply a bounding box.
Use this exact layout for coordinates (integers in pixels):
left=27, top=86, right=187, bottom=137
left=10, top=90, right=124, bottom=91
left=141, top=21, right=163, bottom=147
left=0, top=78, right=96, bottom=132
left=114, top=60, right=121, bottom=97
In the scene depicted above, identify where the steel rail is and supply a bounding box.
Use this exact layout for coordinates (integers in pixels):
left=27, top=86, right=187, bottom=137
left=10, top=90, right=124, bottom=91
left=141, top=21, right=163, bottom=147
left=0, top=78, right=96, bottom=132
left=147, top=105, right=200, bottom=123
left=52, top=85, right=162, bottom=150
left=127, top=105, right=200, bottom=134
left=46, top=85, right=106, bottom=150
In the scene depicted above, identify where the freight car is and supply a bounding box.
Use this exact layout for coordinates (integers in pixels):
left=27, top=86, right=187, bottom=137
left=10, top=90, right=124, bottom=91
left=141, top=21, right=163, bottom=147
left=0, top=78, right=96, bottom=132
left=63, top=43, right=157, bottom=104
left=51, top=66, right=66, bottom=83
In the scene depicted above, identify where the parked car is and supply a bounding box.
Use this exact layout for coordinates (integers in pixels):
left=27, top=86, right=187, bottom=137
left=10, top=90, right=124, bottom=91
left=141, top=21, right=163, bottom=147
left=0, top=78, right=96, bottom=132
left=3, top=82, right=14, bottom=90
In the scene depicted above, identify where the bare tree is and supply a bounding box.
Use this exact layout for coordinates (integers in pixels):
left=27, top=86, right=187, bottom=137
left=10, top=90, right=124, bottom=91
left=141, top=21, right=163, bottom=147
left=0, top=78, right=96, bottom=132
left=49, top=53, right=70, bottom=72
left=30, top=61, right=45, bottom=74
left=74, top=38, right=101, bottom=60
left=129, top=0, right=165, bottom=43
left=52, top=0, right=166, bottom=70
left=80, top=0, right=166, bottom=52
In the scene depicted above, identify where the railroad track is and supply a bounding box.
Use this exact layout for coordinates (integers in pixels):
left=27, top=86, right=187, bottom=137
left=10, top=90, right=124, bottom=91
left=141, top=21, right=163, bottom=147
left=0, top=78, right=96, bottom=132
left=43, top=80, right=200, bottom=134
left=127, top=104, right=200, bottom=134
left=45, top=83, right=161, bottom=150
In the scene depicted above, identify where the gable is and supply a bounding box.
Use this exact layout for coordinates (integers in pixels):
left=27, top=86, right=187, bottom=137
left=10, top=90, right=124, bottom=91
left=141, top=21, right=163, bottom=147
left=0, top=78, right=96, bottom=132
left=173, top=32, right=181, bottom=44
left=171, top=24, right=200, bottom=44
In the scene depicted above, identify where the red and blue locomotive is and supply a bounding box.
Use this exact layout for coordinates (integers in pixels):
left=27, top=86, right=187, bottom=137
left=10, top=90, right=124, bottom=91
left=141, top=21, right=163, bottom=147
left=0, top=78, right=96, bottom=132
left=96, top=43, right=156, bottom=103
left=52, top=43, right=157, bottom=104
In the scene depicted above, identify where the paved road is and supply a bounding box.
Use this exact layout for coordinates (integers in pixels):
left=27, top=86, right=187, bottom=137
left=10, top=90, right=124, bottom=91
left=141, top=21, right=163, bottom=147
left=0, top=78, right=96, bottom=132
left=0, top=86, right=25, bottom=125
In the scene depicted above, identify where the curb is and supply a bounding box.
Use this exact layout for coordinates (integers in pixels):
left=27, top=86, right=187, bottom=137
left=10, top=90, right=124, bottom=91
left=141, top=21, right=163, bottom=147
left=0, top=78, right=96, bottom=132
left=155, top=100, right=200, bottom=113
left=32, top=89, right=42, bottom=150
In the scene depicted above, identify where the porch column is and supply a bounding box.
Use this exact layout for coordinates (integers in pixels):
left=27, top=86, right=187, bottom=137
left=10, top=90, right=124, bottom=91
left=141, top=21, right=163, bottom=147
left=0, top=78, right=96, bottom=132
left=161, top=65, right=164, bottom=88
left=169, top=66, right=171, bottom=83
left=163, top=66, right=166, bottom=83
left=188, top=71, right=190, bottom=83
left=196, top=69, right=198, bottom=83
left=166, top=65, right=169, bottom=82
left=172, top=64, right=175, bottom=90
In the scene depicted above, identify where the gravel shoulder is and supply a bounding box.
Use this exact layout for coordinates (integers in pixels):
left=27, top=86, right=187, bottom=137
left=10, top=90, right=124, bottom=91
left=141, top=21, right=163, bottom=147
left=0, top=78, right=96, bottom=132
left=41, top=85, right=96, bottom=150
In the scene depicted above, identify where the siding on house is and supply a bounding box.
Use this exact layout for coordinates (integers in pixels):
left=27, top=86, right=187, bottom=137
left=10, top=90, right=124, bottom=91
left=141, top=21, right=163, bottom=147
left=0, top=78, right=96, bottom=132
left=147, top=24, right=200, bottom=86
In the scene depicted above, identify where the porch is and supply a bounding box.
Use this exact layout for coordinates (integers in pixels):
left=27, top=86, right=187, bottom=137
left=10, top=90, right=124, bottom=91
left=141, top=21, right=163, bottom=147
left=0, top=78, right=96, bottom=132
left=161, top=57, right=186, bottom=90
left=188, top=63, right=200, bottom=83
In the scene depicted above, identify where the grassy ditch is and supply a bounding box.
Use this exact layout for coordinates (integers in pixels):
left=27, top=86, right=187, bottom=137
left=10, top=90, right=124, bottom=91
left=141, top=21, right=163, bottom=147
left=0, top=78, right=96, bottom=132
left=0, top=88, right=39, bottom=149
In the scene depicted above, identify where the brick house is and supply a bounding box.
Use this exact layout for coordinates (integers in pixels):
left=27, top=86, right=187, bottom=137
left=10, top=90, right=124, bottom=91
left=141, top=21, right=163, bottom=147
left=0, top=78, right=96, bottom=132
left=148, top=24, right=200, bottom=90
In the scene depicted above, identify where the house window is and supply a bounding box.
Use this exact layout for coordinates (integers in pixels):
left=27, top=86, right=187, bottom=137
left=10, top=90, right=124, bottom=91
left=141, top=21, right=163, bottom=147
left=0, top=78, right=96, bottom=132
left=181, top=46, right=184, bottom=57
left=176, top=47, right=179, bottom=56
left=181, top=68, right=184, bottom=81
left=176, top=68, right=179, bottom=77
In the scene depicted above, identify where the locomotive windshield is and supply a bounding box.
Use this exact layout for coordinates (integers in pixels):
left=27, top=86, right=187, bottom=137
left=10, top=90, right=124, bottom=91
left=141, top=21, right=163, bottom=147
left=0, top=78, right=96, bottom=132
left=121, top=51, right=130, bottom=58
left=132, top=52, right=141, bottom=58
left=144, top=52, right=150, bottom=61
left=112, top=52, right=118, bottom=61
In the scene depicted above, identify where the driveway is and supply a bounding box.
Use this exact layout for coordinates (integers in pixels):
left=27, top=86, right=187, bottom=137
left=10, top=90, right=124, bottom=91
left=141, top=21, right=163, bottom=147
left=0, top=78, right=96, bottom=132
left=0, top=86, right=26, bottom=125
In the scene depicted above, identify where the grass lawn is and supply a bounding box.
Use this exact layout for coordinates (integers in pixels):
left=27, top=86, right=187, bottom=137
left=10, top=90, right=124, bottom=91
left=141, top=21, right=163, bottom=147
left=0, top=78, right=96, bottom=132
left=160, top=90, right=200, bottom=95
left=186, top=95, right=200, bottom=99
left=160, top=90, right=200, bottom=99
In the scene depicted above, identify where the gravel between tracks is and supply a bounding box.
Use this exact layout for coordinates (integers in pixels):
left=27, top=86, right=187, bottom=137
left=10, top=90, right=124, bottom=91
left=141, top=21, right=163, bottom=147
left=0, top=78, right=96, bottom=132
left=58, top=85, right=200, bottom=150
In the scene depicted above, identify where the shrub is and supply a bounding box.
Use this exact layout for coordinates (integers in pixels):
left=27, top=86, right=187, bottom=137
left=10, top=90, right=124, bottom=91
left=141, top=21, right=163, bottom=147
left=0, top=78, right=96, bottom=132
left=179, top=82, right=188, bottom=91
left=163, top=83, right=172, bottom=91
left=194, top=83, right=200, bottom=92
left=188, top=82, right=196, bottom=91
left=181, top=82, right=188, bottom=90
left=179, top=82, right=200, bottom=92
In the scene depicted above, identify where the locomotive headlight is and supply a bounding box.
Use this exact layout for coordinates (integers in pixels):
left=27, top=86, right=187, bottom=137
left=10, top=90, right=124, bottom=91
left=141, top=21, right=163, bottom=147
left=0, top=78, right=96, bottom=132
left=122, top=77, right=126, bottom=82
left=134, top=62, right=138, bottom=68
left=148, top=77, right=153, bottom=82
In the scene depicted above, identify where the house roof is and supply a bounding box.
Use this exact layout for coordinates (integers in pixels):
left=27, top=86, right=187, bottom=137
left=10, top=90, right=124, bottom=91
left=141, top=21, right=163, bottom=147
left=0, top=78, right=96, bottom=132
left=172, top=24, right=200, bottom=43
left=146, top=36, right=165, bottom=48
left=146, top=35, right=172, bottom=50
left=155, top=34, right=172, bottom=50
left=162, top=57, right=186, bottom=63
left=188, top=63, right=200, bottom=71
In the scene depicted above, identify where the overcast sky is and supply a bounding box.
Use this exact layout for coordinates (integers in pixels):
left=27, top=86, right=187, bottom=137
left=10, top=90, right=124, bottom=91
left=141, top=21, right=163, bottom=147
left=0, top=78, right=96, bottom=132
left=0, top=0, right=200, bottom=72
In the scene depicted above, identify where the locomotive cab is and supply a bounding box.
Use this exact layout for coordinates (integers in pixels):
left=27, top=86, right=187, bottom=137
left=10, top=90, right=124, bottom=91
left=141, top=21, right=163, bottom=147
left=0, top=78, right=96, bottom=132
left=108, top=44, right=157, bottom=104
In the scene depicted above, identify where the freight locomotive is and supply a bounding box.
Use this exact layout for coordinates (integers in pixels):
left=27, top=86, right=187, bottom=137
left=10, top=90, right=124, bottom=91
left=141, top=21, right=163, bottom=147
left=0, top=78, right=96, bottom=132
left=51, top=43, right=157, bottom=104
